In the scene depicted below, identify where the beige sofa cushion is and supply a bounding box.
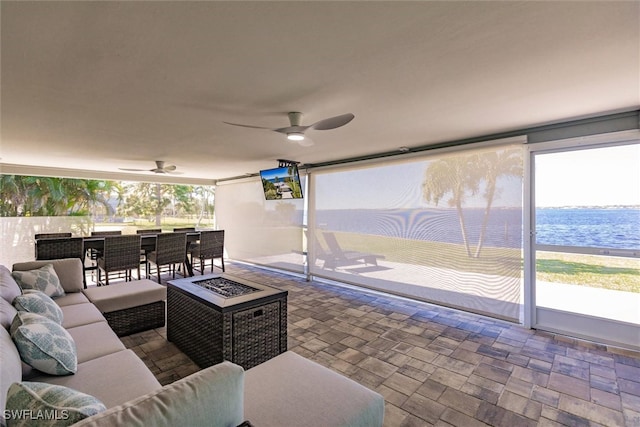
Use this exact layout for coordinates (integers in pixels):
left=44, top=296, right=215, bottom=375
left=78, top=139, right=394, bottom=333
left=1, top=296, right=18, bottom=329
left=13, top=258, right=84, bottom=294
left=74, top=361, right=245, bottom=427
left=1, top=327, right=23, bottom=415
left=61, top=303, right=106, bottom=329
left=82, top=280, right=166, bottom=313
left=66, top=322, right=126, bottom=363
left=30, top=350, right=161, bottom=408
left=1, top=264, right=22, bottom=304
left=245, top=351, right=385, bottom=427
left=54, top=292, right=90, bottom=307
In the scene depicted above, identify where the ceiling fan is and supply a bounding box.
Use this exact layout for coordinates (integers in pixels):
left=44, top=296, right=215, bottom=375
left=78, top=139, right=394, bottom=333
left=223, top=112, right=354, bottom=146
left=118, top=160, right=182, bottom=175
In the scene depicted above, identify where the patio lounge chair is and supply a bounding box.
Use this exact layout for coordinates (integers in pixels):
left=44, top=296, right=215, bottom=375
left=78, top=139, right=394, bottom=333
left=321, top=232, right=385, bottom=270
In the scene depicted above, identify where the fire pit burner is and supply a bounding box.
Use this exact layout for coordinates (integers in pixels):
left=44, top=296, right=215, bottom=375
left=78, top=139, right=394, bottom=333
left=193, top=277, right=260, bottom=298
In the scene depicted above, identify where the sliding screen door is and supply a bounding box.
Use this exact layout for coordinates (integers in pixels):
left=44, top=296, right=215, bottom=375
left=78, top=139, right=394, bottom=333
left=531, top=133, right=640, bottom=349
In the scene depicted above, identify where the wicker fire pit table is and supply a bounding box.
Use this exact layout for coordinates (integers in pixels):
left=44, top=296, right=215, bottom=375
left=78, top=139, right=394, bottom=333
left=167, top=273, right=287, bottom=370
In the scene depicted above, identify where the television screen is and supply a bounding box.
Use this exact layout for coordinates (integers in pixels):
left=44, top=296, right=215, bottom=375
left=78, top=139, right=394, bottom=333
left=259, top=165, right=303, bottom=200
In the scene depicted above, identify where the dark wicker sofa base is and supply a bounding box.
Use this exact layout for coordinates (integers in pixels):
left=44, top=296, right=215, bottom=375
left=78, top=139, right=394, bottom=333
left=104, top=300, right=166, bottom=336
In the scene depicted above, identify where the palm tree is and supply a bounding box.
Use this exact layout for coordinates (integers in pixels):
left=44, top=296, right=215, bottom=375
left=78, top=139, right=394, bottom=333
left=422, top=155, right=480, bottom=257
left=0, top=175, right=114, bottom=216
left=422, top=148, right=523, bottom=258
left=473, top=147, right=523, bottom=257
left=0, top=175, right=27, bottom=216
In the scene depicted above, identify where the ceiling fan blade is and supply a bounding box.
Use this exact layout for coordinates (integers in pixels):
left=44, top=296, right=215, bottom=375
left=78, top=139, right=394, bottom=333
left=223, top=121, right=274, bottom=130
left=120, top=160, right=179, bottom=174
left=151, top=169, right=183, bottom=175
left=311, top=113, right=355, bottom=131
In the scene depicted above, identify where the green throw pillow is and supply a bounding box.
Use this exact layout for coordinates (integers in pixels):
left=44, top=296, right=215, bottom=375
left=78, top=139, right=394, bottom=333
left=5, top=382, right=106, bottom=427
left=12, top=264, right=65, bottom=298
left=13, top=290, right=64, bottom=325
left=11, top=313, right=77, bottom=375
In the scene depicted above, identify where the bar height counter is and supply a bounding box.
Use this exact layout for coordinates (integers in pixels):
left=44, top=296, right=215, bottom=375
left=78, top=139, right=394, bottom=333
left=167, top=274, right=287, bottom=370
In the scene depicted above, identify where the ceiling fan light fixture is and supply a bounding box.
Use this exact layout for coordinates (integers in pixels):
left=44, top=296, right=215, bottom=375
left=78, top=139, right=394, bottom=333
left=287, top=132, right=305, bottom=141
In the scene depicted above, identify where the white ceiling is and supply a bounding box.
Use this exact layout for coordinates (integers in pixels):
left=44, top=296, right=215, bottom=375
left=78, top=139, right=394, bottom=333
left=1, top=1, right=638, bottom=184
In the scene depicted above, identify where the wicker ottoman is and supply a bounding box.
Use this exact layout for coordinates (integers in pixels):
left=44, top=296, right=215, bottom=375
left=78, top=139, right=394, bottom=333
left=82, top=279, right=166, bottom=336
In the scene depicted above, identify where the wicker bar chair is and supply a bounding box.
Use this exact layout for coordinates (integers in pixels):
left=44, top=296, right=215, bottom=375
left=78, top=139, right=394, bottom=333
left=190, top=230, right=225, bottom=274
left=91, top=231, right=122, bottom=237
left=87, top=230, right=123, bottom=282
left=35, top=237, right=87, bottom=287
left=136, top=229, right=162, bottom=271
left=147, top=232, right=187, bottom=283
left=88, top=231, right=122, bottom=255
left=136, top=229, right=162, bottom=234
left=34, top=232, right=72, bottom=239
left=33, top=232, right=73, bottom=259
left=97, top=235, right=142, bottom=286
left=173, top=227, right=198, bottom=254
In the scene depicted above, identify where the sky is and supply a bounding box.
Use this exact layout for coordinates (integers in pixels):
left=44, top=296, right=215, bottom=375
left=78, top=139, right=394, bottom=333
left=314, top=158, right=522, bottom=210
left=535, top=144, right=640, bottom=207
left=312, top=143, right=639, bottom=210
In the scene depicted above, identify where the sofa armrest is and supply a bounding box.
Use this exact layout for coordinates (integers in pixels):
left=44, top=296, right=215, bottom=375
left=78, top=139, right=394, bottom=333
left=74, top=361, right=245, bottom=427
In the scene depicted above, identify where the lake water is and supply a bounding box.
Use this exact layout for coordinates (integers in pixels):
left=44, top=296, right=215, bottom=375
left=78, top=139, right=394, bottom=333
left=314, top=207, right=640, bottom=250
left=535, top=208, right=639, bottom=250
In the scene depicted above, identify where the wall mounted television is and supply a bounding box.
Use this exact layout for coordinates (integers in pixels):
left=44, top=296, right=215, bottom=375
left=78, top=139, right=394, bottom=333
left=259, top=165, right=303, bottom=200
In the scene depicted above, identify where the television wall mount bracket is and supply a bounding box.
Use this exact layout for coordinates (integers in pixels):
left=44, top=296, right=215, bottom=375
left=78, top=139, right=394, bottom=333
left=278, top=159, right=299, bottom=168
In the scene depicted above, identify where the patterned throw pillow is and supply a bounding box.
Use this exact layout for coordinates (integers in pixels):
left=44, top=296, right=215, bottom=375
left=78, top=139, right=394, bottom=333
left=11, top=264, right=65, bottom=298
left=9, top=312, right=52, bottom=336
left=13, top=290, right=64, bottom=324
left=11, top=313, right=77, bottom=375
left=5, top=382, right=106, bottom=427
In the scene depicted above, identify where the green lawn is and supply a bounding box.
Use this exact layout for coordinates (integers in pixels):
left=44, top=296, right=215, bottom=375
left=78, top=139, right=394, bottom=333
left=324, top=232, right=640, bottom=293
left=536, top=251, right=640, bottom=293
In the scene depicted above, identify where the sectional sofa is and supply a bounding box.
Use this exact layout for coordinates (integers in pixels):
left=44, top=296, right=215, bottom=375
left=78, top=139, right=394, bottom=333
left=0, top=258, right=384, bottom=426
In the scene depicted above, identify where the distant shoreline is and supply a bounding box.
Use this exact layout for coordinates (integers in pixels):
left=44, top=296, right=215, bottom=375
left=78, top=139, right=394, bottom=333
left=536, top=205, right=640, bottom=210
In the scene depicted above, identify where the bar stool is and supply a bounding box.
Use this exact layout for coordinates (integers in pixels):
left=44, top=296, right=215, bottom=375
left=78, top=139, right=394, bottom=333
left=190, top=230, right=225, bottom=274
left=147, top=232, right=187, bottom=283
left=97, top=235, right=142, bottom=286
left=136, top=229, right=162, bottom=273
left=35, top=232, right=72, bottom=239
left=35, top=237, right=86, bottom=287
